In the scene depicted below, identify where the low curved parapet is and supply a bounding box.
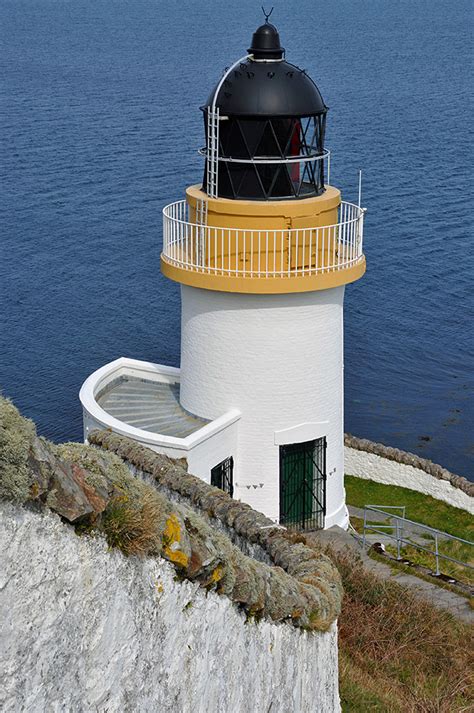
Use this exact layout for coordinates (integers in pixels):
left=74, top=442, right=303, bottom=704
left=344, top=433, right=473, bottom=513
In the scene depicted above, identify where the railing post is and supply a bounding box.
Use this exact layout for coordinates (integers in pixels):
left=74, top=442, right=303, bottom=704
left=362, top=508, right=367, bottom=549
left=434, top=534, right=440, bottom=576
left=396, top=519, right=402, bottom=560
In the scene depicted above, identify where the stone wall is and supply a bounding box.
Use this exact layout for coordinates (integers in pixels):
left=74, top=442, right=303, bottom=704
left=344, top=434, right=473, bottom=514
left=89, top=429, right=343, bottom=630
left=0, top=503, right=340, bottom=713
left=0, top=397, right=342, bottom=712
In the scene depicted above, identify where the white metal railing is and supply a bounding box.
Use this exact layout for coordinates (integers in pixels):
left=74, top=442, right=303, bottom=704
left=360, top=505, right=474, bottom=578
left=162, top=199, right=365, bottom=279
left=198, top=146, right=330, bottom=165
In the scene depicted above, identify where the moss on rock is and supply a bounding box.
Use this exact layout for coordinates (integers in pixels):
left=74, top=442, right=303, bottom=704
left=0, top=397, right=36, bottom=503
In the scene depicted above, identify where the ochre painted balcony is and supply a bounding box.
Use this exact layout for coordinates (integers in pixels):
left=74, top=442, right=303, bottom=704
left=161, top=186, right=366, bottom=294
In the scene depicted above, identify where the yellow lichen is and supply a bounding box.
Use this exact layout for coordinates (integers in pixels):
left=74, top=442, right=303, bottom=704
left=211, top=565, right=224, bottom=583
left=162, top=513, right=189, bottom=568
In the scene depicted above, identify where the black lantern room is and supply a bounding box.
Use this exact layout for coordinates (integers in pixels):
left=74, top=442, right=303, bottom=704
left=202, top=22, right=328, bottom=201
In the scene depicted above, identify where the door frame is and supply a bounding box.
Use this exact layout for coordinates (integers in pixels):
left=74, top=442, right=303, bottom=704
left=279, top=437, right=327, bottom=530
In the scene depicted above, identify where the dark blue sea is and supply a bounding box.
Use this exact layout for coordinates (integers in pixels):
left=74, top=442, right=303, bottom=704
left=1, top=0, right=473, bottom=479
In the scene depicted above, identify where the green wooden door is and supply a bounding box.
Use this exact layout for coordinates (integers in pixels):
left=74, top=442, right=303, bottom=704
left=279, top=438, right=326, bottom=530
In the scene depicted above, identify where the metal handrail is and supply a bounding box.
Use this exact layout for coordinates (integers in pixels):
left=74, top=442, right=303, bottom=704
left=162, top=199, right=365, bottom=279
left=198, top=147, right=330, bottom=165
left=361, top=505, right=474, bottom=577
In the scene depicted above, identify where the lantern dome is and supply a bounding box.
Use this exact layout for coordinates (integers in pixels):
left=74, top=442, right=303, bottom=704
left=248, top=21, right=284, bottom=59
left=202, top=21, right=329, bottom=201
left=205, top=25, right=326, bottom=118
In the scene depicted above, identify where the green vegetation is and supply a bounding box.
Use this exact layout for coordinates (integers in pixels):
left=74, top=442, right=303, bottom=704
left=325, top=545, right=474, bottom=713
left=0, top=397, right=36, bottom=502
left=347, top=476, right=473, bottom=587
left=345, top=475, right=473, bottom=540
left=369, top=548, right=473, bottom=602
left=350, top=514, right=394, bottom=535
left=56, top=441, right=172, bottom=557
left=337, top=476, right=474, bottom=708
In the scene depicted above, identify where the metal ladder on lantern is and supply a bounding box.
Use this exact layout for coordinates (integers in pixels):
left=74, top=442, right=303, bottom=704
left=202, top=55, right=251, bottom=268
left=205, top=54, right=251, bottom=199
left=206, top=105, right=220, bottom=199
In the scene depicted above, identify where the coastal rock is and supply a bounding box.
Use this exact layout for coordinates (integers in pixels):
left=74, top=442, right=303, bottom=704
left=45, top=460, right=95, bottom=522
left=27, top=437, right=56, bottom=498
left=26, top=437, right=111, bottom=523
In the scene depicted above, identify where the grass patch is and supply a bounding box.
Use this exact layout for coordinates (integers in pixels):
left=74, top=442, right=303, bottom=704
left=101, top=487, right=165, bottom=557
left=350, top=514, right=394, bottom=536
left=325, top=545, right=474, bottom=712
left=339, top=651, right=402, bottom=712
left=345, top=475, right=473, bottom=540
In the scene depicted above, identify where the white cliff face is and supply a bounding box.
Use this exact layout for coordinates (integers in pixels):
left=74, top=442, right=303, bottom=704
left=0, top=504, right=340, bottom=713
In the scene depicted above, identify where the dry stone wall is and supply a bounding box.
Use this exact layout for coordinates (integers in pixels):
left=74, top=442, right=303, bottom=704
left=88, top=429, right=343, bottom=630
left=344, top=434, right=473, bottom=514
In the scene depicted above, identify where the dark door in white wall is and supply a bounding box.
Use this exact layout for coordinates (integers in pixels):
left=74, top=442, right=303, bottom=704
left=279, top=437, right=326, bottom=530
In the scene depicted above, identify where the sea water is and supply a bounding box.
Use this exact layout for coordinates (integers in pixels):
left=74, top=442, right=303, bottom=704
left=1, top=0, right=472, bottom=478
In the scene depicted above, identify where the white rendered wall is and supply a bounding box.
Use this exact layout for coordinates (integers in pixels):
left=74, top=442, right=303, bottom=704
left=80, top=358, right=240, bottom=486
left=83, top=410, right=239, bottom=487
left=186, top=420, right=238, bottom=481
left=345, top=447, right=474, bottom=515
left=0, top=504, right=340, bottom=713
left=180, top=285, right=347, bottom=528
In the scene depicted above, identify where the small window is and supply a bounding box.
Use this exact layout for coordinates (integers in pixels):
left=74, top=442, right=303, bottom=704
left=211, top=457, right=234, bottom=497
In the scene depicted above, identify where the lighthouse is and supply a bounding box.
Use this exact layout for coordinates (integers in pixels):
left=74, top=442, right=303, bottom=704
left=80, top=19, right=366, bottom=531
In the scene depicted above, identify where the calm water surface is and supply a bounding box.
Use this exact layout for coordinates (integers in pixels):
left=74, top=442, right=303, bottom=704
left=1, top=0, right=473, bottom=478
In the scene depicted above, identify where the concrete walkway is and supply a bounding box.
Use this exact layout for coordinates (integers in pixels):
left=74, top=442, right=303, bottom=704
left=306, top=524, right=473, bottom=624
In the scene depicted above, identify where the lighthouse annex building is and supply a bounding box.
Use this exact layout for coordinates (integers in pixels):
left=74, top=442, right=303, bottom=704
left=80, top=21, right=366, bottom=530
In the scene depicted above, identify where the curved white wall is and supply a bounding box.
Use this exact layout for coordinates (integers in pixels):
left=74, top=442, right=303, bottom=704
left=345, top=447, right=474, bottom=515
left=180, top=285, right=347, bottom=527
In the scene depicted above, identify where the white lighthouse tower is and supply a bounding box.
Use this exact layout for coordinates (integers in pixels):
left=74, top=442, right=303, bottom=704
left=80, top=19, right=365, bottom=530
